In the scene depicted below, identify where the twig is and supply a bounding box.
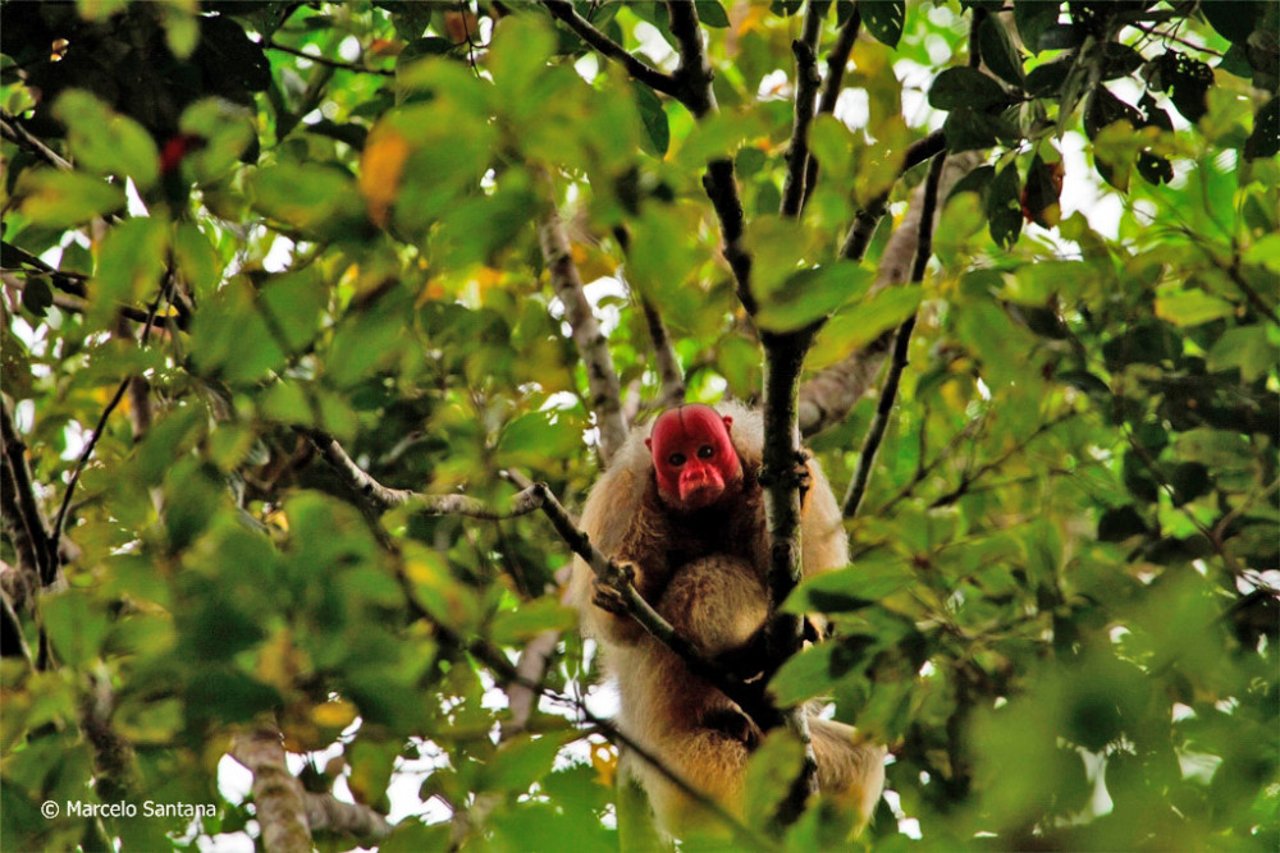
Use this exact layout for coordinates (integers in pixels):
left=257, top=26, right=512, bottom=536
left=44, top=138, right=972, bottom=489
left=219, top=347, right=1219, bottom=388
left=1126, top=21, right=1224, bottom=58
left=843, top=151, right=947, bottom=518
left=539, top=211, right=629, bottom=464
left=837, top=130, right=947, bottom=262
left=779, top=1, right=831, bottom=218
left=263, top=39, right=395, bottom=76
left=639, top=294, right=685, bottom=408
left=2, top=273, right=182, bottom=328
left=0, top=112, right=73, bottom=170
left=0, top=398, right=55, bottom=586
left=927, top=413, right=1077, bottom=508
left=800, top=5, right=862, bottom=210
left=540, top=0, right=681, bottom=97
left=49, top=270, right=170, bottom=565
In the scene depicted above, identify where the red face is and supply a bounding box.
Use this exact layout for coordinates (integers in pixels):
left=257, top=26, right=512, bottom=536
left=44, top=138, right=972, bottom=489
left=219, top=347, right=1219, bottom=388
left=645, top=405, right=742, bottom=511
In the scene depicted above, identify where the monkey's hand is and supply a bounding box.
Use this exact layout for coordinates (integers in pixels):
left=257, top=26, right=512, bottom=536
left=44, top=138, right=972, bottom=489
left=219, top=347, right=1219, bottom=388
left=591, top=561, right=637, bottom=616
left=794, top=449, right=813, bottom=505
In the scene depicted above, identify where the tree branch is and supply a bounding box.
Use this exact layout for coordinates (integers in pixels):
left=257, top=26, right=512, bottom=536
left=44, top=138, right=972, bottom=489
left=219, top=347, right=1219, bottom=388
left=1, top=396, right=57, bottom=588
left=49, top=272, right=171, bottom=562
left=303, top=791, right=393, bottom=842
left=230, top=723, right=315, bottom=853
left=539, top=212, right=630, bottom=465
left=263, top=38, right=395, bottom=76
left=540, top=0, right=681, bottom=97
left=800, top=6, right=861, bottom=210
left=639, top=294, right=686, bottom=408
left=779, top=1, right=831, bottom=218
left=843, top=151, right=947, bottom=518
left=0, top=112, right=73, bottom=170
left=2, top=272, right=182, bottom=328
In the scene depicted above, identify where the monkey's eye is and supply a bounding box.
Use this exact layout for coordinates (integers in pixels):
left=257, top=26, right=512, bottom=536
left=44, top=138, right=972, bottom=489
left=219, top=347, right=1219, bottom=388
left=697, top=445, right=714, bottom=460
left=668, top=452, right=686, bottom=467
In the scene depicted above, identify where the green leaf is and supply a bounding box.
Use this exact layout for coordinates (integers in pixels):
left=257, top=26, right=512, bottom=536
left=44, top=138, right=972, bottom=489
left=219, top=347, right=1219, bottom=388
left=979, top=14, right=1025, bottom=86
left=744, top=731, right=804, bottom=829
left=1155, top=290, right=1235, bottom=327
left=53, top=90, right=160, bottom=190
left=20, top=276, right=52, bottom=318
left=1245, top=96, right=1279, bottom=160
left=17, top=170, right=125, bottom=228
left=634, top=83, right=670, bottom=157
left=929, top=67, right=1014, bottom=111
left=497, top=411, right=581, bottom=469
left=251, top=163, right=365, bottom=237
left=1170, top=462, right=1211, bottom=507
left=785, top=561, right=915, bottom=613
left=475, top=733, right=566, bottom=793
left=769, top=642, right=839, bottom=705
left=1015, top=0, right=1060, bottom=53
left=860, top=0, right=905, bottom=48
left=1207, top=326, right=1278, bottom=382
left=809, top=285, right=922, bottom=370
left=809, top=114, right=854, bottom=180
left=489, top=598, right=577, bottom=645
left=755, top=262, right=871, bottom=333
left=41, top=590, right=110, bottom=668
left=695, top=1, right=730, bottom=28
left=93, top=217, right=170, bottom=328
left=986, top=162, right=1022, bottom=249
left=1098, top=505, right=1148, bottom=542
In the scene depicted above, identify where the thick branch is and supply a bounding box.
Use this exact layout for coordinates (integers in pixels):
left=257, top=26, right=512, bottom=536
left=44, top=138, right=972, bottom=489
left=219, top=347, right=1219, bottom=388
left=303, top=792, right=393, bottom=842
left=843, top=152, right=947, bottom=518
left=539, top=213, right=629, bottom=465
left=230, top=725, right=314, bottom=853
left=541, top=0, right=681, bottom=97
left=780, top=1, right=831, bottom=218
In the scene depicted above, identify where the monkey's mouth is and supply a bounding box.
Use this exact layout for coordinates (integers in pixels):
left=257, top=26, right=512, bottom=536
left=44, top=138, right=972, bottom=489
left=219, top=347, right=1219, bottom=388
left=678, top=478, right=724, bottom=509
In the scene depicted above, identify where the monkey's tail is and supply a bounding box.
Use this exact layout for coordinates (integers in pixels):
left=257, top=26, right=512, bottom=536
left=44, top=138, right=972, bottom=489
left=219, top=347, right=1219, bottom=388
left=810, top=717, right=887, bottom=828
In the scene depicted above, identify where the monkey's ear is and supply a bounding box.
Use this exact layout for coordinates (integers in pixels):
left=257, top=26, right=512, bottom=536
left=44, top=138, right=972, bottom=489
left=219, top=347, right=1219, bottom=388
left=644, top=437, right=653, bottom=451
left=722, top=416, right=733, bottom=432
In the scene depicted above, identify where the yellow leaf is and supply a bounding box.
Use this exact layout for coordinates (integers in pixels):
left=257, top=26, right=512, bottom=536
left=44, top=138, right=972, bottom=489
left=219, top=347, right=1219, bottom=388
left=591, top=741, right=618, bottom=788
left=359, top=129, right=410, bottom=227
left=312, top=698, right=359, bottom=730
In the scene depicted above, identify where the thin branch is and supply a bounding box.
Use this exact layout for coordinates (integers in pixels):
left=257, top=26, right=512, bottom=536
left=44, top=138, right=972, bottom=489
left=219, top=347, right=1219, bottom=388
left=540, top=0, right=681, bottom=97
left=779, top=1, right=831, bottom=218
left=1, top=396, right=57, bottom=587
left=1126, top=21, right=1225, bottom=58
left=49, top=274, right=170, bottom=563
left=837, top=130, right=947, bottom=262
left=639, top=294, right=686, bottom=408
left=2, top=241, right=89, bottom=295
left=843, top=151, right=947, bottom=518
left=263, top=39, right=395, bottom=76
left=2, top=272, right=182, bottom=328
left=927, top=413, right=1077, bottom=509
left=0, top=112, right=73, bottom=170
left=539, top=211, right=629, bottom=465
left=800, top=6, right=862, bottom=210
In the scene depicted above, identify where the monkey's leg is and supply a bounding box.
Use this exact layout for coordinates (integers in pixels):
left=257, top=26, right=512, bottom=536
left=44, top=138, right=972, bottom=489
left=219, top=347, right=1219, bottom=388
left=809, top=716, right=887, bottom=830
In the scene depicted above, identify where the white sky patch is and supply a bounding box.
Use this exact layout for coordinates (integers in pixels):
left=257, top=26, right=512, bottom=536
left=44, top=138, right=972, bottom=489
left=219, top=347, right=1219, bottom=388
left=757, top=68, right=791, bottom=101
left=338, top=35, right=361, bottom=62
left=895, top=59, right=940, bottom=129
left=262, top=236, right=296, bottom=273
left=574, top=52, right=600, bottom=83
left=125, top=178, right=149, bottom=217
left=924, top=34, right=953, bottom=67
left=633, top=21, right=677, bottom=70
left=583, top=276, right=626, bottom=336
left=541, top=391, right=581, bottom=412
left=1059, top=131, right=1123, bottom=239
left=835, top=88, right=869, bottom=130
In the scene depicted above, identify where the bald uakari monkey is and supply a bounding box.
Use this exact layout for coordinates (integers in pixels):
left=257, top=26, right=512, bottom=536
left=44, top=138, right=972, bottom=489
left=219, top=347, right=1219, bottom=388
left=568, top=402, right=885, bottom=836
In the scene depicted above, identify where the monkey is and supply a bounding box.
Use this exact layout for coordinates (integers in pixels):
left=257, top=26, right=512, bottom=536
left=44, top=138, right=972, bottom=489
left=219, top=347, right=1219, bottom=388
left=568, top=402, right=885, bottom=837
